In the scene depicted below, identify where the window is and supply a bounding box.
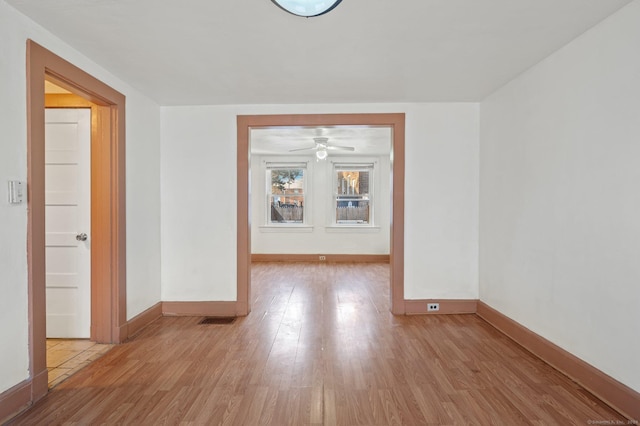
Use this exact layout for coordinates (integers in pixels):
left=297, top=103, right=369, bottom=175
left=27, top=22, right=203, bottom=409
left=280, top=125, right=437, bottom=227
left=334, top=163, right=374, bottom=225
left=267, top=163, right=306, bottom=224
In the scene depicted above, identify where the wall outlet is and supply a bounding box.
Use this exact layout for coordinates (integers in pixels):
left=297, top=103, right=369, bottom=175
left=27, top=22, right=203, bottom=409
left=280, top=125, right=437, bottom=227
left=319, top=255, right=326, bottom=261
left=427, top=303, right=440, bottom=312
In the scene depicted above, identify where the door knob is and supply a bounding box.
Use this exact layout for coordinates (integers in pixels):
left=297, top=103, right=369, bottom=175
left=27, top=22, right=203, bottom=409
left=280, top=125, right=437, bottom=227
left=76, top=233, right=88, bottom=241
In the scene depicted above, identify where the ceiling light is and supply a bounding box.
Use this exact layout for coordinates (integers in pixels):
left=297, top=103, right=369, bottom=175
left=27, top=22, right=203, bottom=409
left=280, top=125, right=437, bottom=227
left=316, top=149, right=328, bottom=160
left=271, top=0, right=342, bottom=17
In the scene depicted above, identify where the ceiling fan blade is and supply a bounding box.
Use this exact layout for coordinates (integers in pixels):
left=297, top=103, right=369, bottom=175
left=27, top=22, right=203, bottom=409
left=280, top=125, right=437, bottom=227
left=289, top=145, right=317, bottom=152
left=326, top=145, right=355, bottom=151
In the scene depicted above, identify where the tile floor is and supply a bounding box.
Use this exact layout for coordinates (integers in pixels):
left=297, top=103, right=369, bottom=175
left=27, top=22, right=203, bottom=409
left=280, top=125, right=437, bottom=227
left=46, top=339, right=113, bottom=388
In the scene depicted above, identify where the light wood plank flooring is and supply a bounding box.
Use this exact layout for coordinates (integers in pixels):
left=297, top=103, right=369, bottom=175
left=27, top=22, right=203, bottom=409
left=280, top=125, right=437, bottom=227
left=11, top=263, right=625, bottom=425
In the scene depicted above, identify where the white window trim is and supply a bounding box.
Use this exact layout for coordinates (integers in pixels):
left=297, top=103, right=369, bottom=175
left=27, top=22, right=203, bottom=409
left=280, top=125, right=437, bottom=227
left=329, top=159, right=377, bottom=228
left=258, top=225, right=314, bottom=233
left=325, top=225, right=381, bottom=233
left=263, top=158, right=311, bottom=228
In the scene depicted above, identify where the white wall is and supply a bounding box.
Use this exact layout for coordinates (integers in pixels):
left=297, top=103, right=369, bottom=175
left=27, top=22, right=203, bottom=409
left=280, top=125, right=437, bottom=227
left=161, top=103, right=479, bottom=301
left=0, top=2, right=161, bottom=394
left=480, top=0, right=640, bottom=392
left=404, top=104, right=479, bottom=300
left=125, top=93, right=162, bottom=319
left=251, top=153, right=391, bottom=254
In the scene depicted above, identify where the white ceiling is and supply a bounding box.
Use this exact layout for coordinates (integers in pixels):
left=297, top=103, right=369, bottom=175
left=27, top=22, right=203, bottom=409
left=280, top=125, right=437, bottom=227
left=6, top=0, right=632, bottom=106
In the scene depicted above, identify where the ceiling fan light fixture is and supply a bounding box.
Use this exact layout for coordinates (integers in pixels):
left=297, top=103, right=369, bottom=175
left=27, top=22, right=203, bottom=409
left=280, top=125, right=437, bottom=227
left=271, top=0, right=343, bottom=17
left=316, top=149, right=328, bottom=160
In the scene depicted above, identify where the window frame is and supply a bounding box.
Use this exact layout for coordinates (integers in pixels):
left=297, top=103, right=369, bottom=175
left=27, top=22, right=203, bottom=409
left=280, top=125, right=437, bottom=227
left=331, top=161, right=376, bottom=227
left=264, top=160, right=310, bottom=227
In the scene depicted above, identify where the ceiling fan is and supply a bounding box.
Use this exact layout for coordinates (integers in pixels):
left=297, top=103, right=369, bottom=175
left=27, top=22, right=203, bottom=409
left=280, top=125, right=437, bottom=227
left=289, top=137, right=355, bottom=160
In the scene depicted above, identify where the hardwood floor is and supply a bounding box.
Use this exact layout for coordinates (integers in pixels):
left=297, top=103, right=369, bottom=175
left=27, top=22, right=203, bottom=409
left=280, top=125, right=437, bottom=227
left=10, top=263, right=625, bottom=425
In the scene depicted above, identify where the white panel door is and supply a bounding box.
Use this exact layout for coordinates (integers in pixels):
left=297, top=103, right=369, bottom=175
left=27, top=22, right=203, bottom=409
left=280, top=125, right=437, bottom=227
left=45, top=108, right=91, bottom=338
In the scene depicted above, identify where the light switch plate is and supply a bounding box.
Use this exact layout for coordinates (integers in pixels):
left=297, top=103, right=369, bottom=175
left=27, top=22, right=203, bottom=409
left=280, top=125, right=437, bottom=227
left=8, top=180, right=25, bottom=204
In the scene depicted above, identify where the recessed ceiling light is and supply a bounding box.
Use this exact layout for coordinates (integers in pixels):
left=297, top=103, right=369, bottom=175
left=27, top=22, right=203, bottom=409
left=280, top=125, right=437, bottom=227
left=271, top=0, right=343, bottom=17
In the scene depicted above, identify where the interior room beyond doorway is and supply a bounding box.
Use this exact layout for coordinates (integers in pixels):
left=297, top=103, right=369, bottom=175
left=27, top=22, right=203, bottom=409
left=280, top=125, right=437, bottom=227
left=249, top=125, right=392, bottom=260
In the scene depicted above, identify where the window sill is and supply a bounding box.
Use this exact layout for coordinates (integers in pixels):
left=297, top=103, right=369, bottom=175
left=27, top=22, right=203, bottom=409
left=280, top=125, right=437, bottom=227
left=259, top=225, right=314, bottom=233
left=325, top=225, right=381, bottom=233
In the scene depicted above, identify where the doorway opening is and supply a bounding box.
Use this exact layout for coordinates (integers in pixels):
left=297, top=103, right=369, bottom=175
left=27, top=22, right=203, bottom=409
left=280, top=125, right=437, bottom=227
left=249, top=125, right=392, bottom=259
left=237, top=114, right=405, bottom=316
left=43, top=85, right=117, bottom=389
left=26, top=40, right=127, bottom=400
